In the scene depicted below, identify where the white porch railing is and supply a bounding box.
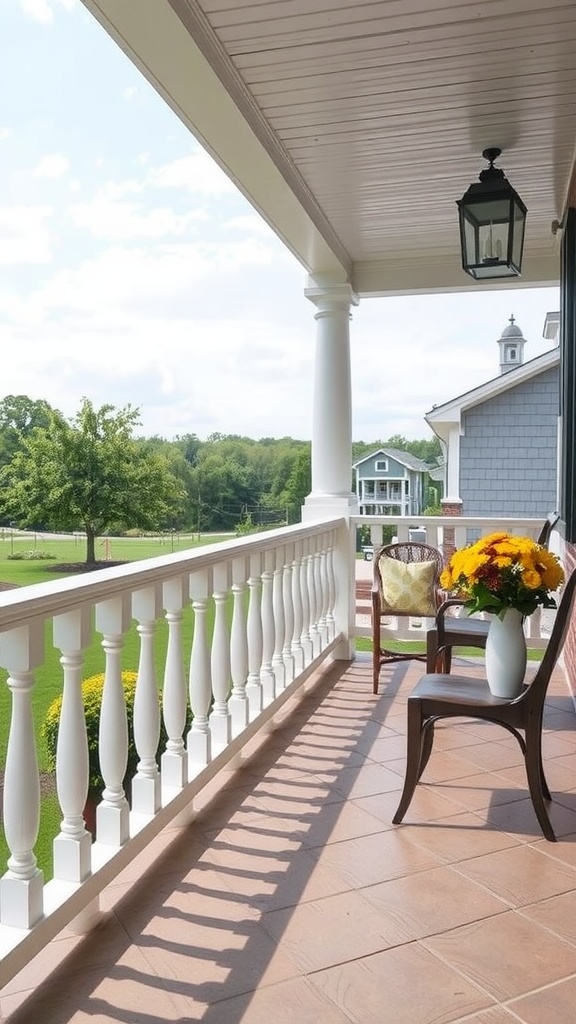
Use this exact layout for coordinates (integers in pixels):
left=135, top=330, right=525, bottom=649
left=352, top=514, right=555, bottom=646
left=0, top=518, right=348, bottom=986
left=0, top=512, right=555, bottom=988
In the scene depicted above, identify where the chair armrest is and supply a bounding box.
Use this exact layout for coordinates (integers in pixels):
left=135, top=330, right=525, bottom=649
left=436, top=597, right=467, bottom=618
left=435, top=597, right=468, bottom=642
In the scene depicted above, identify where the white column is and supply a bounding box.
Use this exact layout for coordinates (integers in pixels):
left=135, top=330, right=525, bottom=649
left=303, top=277, right=359, bottom=519
left=444, top=424, right=462, bottom=504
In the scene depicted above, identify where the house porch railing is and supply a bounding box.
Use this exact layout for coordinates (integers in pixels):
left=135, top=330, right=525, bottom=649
left=0, top=513, right=553, bottom=987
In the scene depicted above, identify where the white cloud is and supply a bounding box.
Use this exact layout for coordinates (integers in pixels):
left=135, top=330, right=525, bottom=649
left=150, top=153, right=236, bottom=196
left=0, top=128, right=13, bottom=140
left=19, top=0, right=76, bottom=21
left=0, top=205, right=54, bottom=265
left=34, top=154, right=70, bottom=179
left=70, top=197, right=207, bottom=239
left=19, top=0, right=53, bottom=24
left=123, top=86, right=138, bottom=102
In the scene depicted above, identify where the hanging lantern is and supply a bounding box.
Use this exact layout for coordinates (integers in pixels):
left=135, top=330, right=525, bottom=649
left=457, top=148, right=527, bottom=280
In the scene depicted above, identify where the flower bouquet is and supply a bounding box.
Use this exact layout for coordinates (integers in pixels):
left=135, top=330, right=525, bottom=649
left=440, top=532, right=564, bottom=619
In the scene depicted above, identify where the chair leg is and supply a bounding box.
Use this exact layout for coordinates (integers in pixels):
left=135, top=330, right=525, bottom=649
left=372, top=646, right=380, bottom=695
left=417, top=721, right=435, bottom=781
left=438, top=646, right=452, bottom=673
left=525, top=724, right=555, bottom=841
left=426, top=631, right=438, bottom=673
left=393, top=701, right=426, bottom=824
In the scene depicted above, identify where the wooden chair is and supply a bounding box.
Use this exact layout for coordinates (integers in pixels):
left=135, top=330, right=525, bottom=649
left=393, top=568, right=576, bottom=842
left=426, top=512, right=560, bottom=673
left=372, top=542, right=444, bottom=694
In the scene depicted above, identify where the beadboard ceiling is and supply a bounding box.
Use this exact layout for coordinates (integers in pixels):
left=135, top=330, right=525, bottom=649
left=82, top=0, right=576, bottom=295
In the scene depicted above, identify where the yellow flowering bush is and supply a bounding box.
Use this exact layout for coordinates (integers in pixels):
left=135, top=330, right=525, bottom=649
left=440, top=532, right=565, bottom=619
left=43, top=671, right=192, bottom=792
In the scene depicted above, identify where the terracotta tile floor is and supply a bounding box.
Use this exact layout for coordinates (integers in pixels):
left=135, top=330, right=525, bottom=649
left=3, top=653, right=576, bottom=1024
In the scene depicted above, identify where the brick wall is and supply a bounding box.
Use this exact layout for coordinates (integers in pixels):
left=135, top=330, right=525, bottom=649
left=440, top=499, right=462, bottom=563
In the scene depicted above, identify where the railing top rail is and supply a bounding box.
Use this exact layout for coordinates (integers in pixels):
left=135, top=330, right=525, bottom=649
left=350, top=515, right=546, bottom=531
left=0, top=517, right=345, bottom=631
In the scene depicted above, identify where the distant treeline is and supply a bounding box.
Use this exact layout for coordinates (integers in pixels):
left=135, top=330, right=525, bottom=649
left=0, top=395, right=441, bottom=534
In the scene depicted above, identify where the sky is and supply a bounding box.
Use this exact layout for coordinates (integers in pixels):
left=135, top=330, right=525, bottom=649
left=1, top=0, right=560, bottom=444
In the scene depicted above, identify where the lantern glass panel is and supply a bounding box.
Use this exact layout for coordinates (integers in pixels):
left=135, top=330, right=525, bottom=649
left=463, top=216, right=478, bottom=264
left=512, top=200, right=526, bottom=269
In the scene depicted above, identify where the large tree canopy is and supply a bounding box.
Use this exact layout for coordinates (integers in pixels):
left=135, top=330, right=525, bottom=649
left=0, top=399, right=186, bottom=563
left=0, top=394, right=57, bottom=470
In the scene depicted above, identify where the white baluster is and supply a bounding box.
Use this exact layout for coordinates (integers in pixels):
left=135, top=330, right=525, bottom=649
left=316, top=540, right=329, bottom=646
left=0, top=623, right=44, bottom=928
left=210, top=563, right=232, bottom=749
left=300, top=540, right=313, bottom=663
left=291, top=541, right=305, bottom=674
left=272, top=550, right=286, bottom=691
left=188, top=569, right=212, bottom=772
left=325, top=533, right=337, bottom=640
left=94, top=596, right=131, bottom=846
left=282, top=543, right=295, bottom=684
left=229, top=556, right=249, bottom=735
left=52, top=608, right=92, bottom=883
left=131, top=586, right=162, bottom=815
left=308, top=544, right=321, bottom=656
left=161, top=577, right=188, bottom=790
left=260, top=551, right=276, bottom=703
left=246, top=551, right=264, bottom=715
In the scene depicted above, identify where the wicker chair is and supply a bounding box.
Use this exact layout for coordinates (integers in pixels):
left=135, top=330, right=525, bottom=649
left=372, top=542, right=444, bottom=694
left=426, top=512, right=559, bottom=674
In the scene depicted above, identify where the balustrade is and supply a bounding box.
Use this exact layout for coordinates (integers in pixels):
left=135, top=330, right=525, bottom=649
left=0, top=519, right=345, bottom=980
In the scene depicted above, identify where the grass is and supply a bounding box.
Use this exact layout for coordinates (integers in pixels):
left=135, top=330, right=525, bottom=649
left=355, top=638, right=543, bottom=660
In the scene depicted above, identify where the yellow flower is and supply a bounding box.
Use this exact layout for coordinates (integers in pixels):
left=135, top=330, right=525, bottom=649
left=442, top=532, right=565, bottom=617
left=522, top=568, right=542, bottom=589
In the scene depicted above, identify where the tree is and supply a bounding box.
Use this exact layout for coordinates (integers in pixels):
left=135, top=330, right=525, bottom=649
left=0, top=394, right=57, bottom=476
left=0, top=399, right=186, bottom=563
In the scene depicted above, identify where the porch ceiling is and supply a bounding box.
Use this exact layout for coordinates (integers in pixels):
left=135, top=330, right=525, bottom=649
left=82, top=0, right=576, bottom=296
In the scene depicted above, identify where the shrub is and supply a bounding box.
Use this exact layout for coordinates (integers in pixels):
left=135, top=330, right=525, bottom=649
left=6, top=550, right=56, bottom=561
left=42, top=671, right=192, bottom=793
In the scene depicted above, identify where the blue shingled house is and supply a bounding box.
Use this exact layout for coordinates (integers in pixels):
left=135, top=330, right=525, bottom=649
left=425, top=314, right=559, bottom=518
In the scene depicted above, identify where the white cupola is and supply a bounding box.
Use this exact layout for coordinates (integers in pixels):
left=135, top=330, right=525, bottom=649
left=498, top=314, right=526, bottom=374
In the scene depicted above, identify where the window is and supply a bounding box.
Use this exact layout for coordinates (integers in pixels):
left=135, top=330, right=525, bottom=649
left=506, top=346, right=517, bottom=361
left=375, top=459, right=388, bottom=472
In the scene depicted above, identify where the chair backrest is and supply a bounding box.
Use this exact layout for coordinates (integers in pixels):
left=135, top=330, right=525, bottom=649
left=374, top=542, right=444, bottom=616
left=537, top=511, right=560, bottom=549
left=521, top=568, right=576, bottom=706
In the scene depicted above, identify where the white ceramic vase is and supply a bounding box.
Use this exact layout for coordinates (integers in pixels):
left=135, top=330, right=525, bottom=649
left=485, top=607, right=527, bottom=698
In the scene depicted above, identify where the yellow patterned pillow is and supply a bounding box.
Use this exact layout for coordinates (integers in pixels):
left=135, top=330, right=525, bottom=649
left=379, top=558, right=437, bottom=616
